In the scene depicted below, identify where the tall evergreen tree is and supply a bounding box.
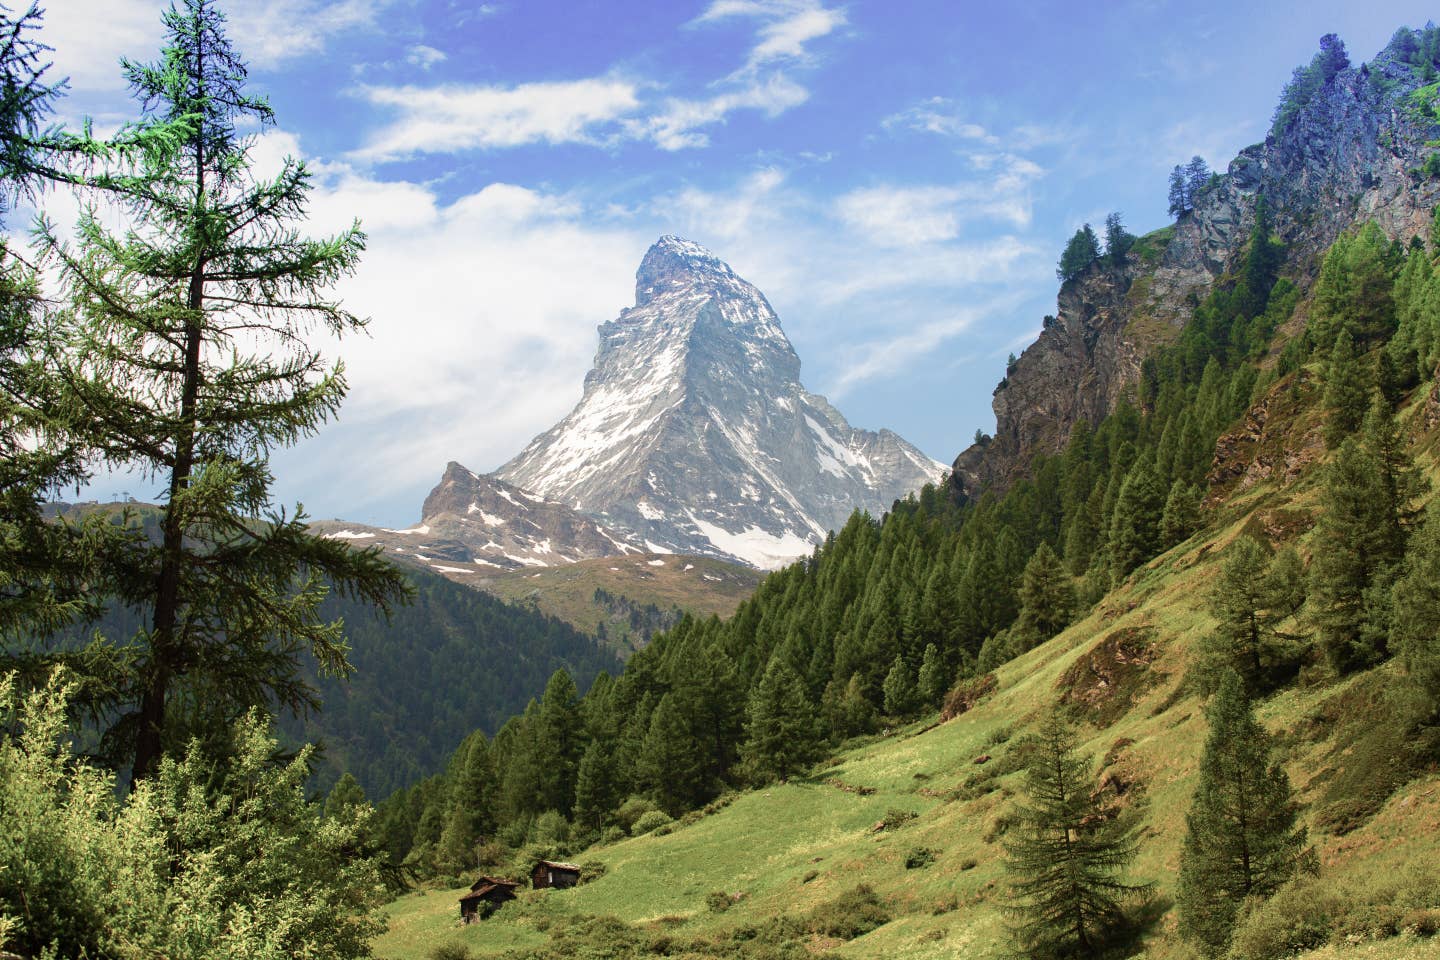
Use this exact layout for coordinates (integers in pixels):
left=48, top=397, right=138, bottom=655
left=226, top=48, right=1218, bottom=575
left=1103, top=211, right=1133, bottom=265
left=1176, top=672, right=1307, bottom=953
left=1013, top=542, right=1075, bottom=648
left=637, top=692, right=709, bottom=816
left=1205, top=536, right=1306, bottom=690
left=573, top=739, right=619, bottom=833
left=1159, top=480, right=1202, bottom=547
left=881, top=654, right=919, bottom=717
left=1309, top=439, right=1394, bottom=671
left=1107, top=456, right=1167, bottom=578
left=917, top=642, right=947, bottom=708
left=1184, top=156, right=1211, bottom=203
left=742, top=656, right=822, bottom=783
left=531, top=669, right=583, bottom=815
left=33, top=0, right=408, bottom=779
left=1321, top=331, right=1370, bottom=448
left=1004, top=714, right=1146, bottom=957
left=1168, top=165, right=1189, bottom=218
left=1057, top=224, right=1102, bottom=282
left=1390, top=505, right=1440, bottom=726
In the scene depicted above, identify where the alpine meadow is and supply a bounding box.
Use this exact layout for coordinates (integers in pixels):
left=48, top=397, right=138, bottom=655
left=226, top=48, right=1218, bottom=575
left=7, top=3, right=1440, bottom=960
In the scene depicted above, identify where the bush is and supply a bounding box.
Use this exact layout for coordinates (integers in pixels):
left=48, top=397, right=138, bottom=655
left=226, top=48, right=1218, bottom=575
left=904, top=847, right=936, bottom=870
left=880, top=808, right=917, bottom=830
left=599, top=825, right=626, bottom=845
left=1229, top=878, right=1338, bottom=959
left=429, top=945, right=471, bottom=960
left=614, top=796, right=659, bottom=833
left=706, top=890, right=737, bottom=913
left=630, top=810, right=673, bottom=836
left=807, top=884, right=891, bottom=939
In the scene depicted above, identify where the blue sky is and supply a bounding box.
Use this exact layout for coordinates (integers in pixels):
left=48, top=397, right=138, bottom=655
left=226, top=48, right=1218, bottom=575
left=39, top=0, right=1437, bottom=525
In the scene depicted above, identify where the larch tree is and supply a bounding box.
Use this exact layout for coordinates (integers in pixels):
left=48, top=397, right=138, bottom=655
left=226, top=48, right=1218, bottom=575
left=1177, top=672, right=1308, bottom=953
left=1204, top=535, right=1306, bottom=691
left=1013, top=541, right=1076, bottom=648
left=1004, top=713, right=1147, bottom=957
left=33, top=0, right=409, bottom=779
left=1321, top=331, right=1370, bottom=448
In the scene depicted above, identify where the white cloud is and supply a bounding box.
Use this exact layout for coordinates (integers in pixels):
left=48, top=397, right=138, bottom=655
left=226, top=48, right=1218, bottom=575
left=835, top=185, right=965, bottom=246
left=39, top=0, right=388, bottom=93
left=635, top=75, right=809, bottom=151
left=352, top=78, right=642, bottom=160
left=883, top=99, right=1000, bottom=143
left=405, top=45, right=448, bottom=70
left=695, top=0, right=846, bottom=74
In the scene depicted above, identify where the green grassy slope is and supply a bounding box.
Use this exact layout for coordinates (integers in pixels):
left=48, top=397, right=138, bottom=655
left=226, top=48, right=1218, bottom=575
left=372, top=428, right=1440, bottom=958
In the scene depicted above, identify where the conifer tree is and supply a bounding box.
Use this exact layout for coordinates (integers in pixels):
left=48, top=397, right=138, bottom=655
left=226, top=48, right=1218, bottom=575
left=1103, top=211, right=1133, bottom=265
left=917, top=642, right=947, bottom=708
left=1184, top=156, right=1211, bottom=203
left=574, top=738, right=619, bottom=832
left=882, top=655, right=919, bottom=717
left=742, top=656, right=822, bottom=783
left=1204, top=536, right=1306, bottom=691
left=1013, top=542, right=1075, bottom=647
left=324, top=772, right=367, bottom=820
left=1311, top=223, right=1397, bottom=350
left=1309, top=439, right=1394, bottom=671
left=1057, top=224, right=1102, bottom=282
left=1107, top=456, right=1167, bottom=578
left=1004, top=713, right=1146, bottom=957
left=1321, top=331, right=1370, bottom=447
left=1168, top=165, right=1189, bottom=218
left=532, top=669, right=583, bottom=815
left=1176, top=672, right=1307, bottom=953
left=1389, top=505, right=1440, bottom=726
left=637, top=692, right=709, bottom=815
left=33, top=0, right=408, bottom=779
left=1159, top=479, right=1202, bottom=547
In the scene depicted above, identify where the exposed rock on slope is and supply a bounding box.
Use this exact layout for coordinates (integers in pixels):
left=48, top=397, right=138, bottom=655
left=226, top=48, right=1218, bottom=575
left=952, top=32, right=1440, bottom=500
left=312, top=465, right=642, bottom=580
left=496, top=236, right=945, bottom=568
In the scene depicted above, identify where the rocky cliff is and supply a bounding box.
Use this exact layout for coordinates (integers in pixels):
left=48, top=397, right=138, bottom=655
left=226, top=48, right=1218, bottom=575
left=951, top=30, right=1440, bottom=499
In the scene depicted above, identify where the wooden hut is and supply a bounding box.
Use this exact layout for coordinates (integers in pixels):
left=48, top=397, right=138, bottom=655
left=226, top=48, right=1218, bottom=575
left=530, top=859, right=582, bottom=889
left=458, top=876, right=518, bottom=923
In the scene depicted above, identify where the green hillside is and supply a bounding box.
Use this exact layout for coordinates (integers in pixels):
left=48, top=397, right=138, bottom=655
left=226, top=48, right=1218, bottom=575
left=373, top=462, right=1440, bottom=959
left=477, top=554, right=762, bottom=656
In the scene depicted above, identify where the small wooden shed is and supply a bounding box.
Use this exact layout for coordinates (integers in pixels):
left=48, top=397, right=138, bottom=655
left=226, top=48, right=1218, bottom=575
left=531, top=859, right=582, bottom=889
left=459, top=876, right=519, bottom=923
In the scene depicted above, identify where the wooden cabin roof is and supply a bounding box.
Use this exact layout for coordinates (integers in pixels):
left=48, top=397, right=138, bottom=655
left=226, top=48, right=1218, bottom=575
left=536, top=860, right=582, bottom=872
left=469, top=875, right=518, bottom=892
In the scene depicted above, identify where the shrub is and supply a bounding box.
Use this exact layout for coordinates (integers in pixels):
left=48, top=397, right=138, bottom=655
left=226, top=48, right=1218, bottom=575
left=904, top=847, right=936, bottom=869
left=429, top=945, right=471, bottom=960
left=706, top=890, right=740, bottom=913
left=880, top=808, right=917, bottom=830
left=808, top=884, right=891, bottom=939
left=1228, top=878, right=1338, bottom=959
left=630, top=810, right=673, bottom=836
left=599, top=825, right=626, bottom=845
left=614, top=796, right=659, bottom=833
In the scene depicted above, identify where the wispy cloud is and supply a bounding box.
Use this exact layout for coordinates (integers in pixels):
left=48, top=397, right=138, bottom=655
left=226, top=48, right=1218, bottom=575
left=352, top=78, right=642, bottom=159
left=633, top=75, right=809, bottom=150
left=883, top=98, right=1000, bottom=143
left=696, top=0, right=848, bottom=74
left=405, top=45, right=448, bottom=70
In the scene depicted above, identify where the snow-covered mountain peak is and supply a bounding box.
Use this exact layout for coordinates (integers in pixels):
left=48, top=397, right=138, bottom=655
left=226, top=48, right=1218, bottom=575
left=635, top=235, right=739, bottom=305
left=493, top=237, right=946, bottom=568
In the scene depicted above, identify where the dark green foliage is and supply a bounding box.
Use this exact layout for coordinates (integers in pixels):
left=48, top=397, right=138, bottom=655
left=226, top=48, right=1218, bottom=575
left=806, top=884, right=891, bottom=939
left=1108, top=456, right=1167, bottom=578
left=294, top=567, right=617, bottom=797
left=1321, top=332, right=1370, bottom=447
left=1103, top=212, right=1134, bottom=265
left=1176, top=673, right=1307, bottom=952
left=1309, top=439, right=1403, bottom=672
left=1004, top=714, right=1147, bottom=957
left=1200, top=536, right=1306, bottom=692
left=637, top=692, right=710, bottom=815
left=324, top=772, right=367, bottom=820
left=1311, top=223, right=1398, bottom=351
left=881, top=655, right=919, bottom=717
left=1057, top=224, right=1101, bottom=282
left=1159, top=480, right=1202, bottom=547
left=1392, top=505, right=1440, bottom=725
left=742, top=657, right=822, bottom=783
left=1012, top=542, right=1075, bottom=649
left=917, top=642, right=947, bottom=708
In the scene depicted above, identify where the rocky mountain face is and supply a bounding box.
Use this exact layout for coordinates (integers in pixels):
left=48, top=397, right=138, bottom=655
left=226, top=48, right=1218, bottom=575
left=495, top=236, right=945, bottom=568
left=312, top=466, right=643, bottom=581
left=951, top=32, right=1440, bottom=499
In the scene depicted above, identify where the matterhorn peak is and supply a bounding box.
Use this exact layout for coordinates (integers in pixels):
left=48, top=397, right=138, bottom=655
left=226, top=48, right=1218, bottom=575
left=635, top=235, right=743, bottom=306
left=494, top=237, right=945, bottom=568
